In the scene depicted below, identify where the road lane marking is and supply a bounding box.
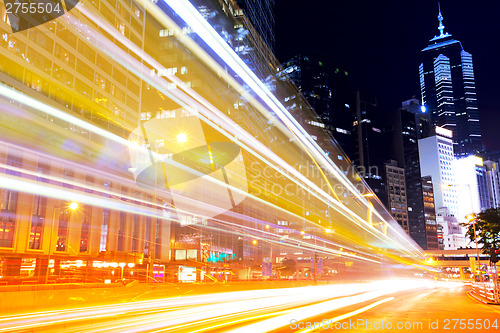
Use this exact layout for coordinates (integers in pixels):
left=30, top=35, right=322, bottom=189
left=297, top=297, right=395, bottom=333
left=151, top=309, right=293, bottom=333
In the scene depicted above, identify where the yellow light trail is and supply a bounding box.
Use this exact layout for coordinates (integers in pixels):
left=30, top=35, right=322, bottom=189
left=297, top=297, right=395, bottom=333
left=70, top=4, right=422, bottom=258
left=0, top=280, right=438, bottom=332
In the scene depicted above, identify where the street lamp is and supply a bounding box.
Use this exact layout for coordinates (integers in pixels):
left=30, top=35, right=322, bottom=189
left=176, top=132, right=188, bottom=144
left=119, top=262, right=126, bottom=280
left=45, top=202, right=78, bottom=284
left=467, top=214, right=482, bottom=282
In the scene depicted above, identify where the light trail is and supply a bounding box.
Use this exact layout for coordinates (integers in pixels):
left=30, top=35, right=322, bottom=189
left=0, top=170, right=382, bottom=263
left=0, top=70, right=416, bottom=261
left=0, top=0, right=425, bottom=294
left=0, top=280, right=437, bottom=332
left=0, top=150, right=383, bottom=261
left=161, top=0, right=383, bottom=216
left=297, top=296, right=395, bottom=333
left=69, top=2, right=421, bottom=257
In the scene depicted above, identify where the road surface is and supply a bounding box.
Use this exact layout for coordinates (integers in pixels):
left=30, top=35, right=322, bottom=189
left=0, top=280, right=497, bottom=332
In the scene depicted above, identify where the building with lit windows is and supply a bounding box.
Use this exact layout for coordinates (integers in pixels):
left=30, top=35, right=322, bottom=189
left=384, top=160, right=409, bottom=234
left=234, top=0, right=275, bottom=54
left=454, top=155, right=489, bottom=219
left=0, top=0, right=159, bottom=280
left=484, top=160, right=500, bottom=209
left=435, top=208, right=466, bottom=250
left=352, top=91, right=389, bottom=202
left=207, top=0, right=278, bottom=83
left=419, top=5, right=482, bottom=156
left=276, top=55, right=353, bottom=158
left=0, top=0, right=423, bottom=284
left=418, top=127, right=470, bottom=250
left=418, top=127, right=459, bottom=218
left=421, top=176, right=438, bottom=250
left=391, top=98, right=432, bottom=249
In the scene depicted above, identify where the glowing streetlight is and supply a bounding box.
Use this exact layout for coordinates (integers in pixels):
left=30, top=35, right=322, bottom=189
left=176, top=132, right=188, bottom=144
left=118, top=263, right=126, bottom=280
left=252, top=240, right=257, bottom=245
left=69, top=202, right=79, bottom=210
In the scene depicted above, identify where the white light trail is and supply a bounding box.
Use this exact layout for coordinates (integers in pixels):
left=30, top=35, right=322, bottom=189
left=72, top=2, right=421, bottom=256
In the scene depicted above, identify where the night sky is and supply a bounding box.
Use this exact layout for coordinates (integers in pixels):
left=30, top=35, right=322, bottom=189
left=275, top=0, right=500, bottom=151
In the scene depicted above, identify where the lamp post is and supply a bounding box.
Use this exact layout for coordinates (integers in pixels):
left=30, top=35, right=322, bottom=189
left=313, top=235, right=317, bottom=285
left=119, top=262, right=126, bottom=280
left=45, top=202, right=78, bottom=284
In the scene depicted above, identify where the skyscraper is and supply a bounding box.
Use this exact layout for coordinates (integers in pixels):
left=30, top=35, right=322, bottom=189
left=235, top=0, right=275, bottom=54
left=418, top=127, right=469, bottom=250
left=421, top=176, right=439, bottom=250
left=391, top=98, right=433, bottom=249
left=352, top=91, right=388, bottom=201
left=385, top=160, right=409, bottom=234
left=276, top=55, right=353, bottom=157
left=418, top=126, right=459, bottom=219
left=419, top=4, right=482, bottom=157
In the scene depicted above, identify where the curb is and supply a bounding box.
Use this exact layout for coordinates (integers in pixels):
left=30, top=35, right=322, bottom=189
left=467, top=291, right=499, bottom=305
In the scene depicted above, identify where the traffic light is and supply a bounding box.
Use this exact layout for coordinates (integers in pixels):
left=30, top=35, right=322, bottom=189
left=490, top=247, right=499, bottom=263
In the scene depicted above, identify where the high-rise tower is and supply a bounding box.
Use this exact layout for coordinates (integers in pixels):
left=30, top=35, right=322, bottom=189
left=276, top=55, right=353, bottom=157
left=235, top=0, right=275, bottom=53
left=419, top=4, right=482, bottom=157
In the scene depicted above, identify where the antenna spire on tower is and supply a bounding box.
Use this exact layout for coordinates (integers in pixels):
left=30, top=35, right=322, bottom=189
left=437, top=2, right=446, bottom=37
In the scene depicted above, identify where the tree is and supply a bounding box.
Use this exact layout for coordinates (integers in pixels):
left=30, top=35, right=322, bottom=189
left=461, top=208, right=500, bottom=252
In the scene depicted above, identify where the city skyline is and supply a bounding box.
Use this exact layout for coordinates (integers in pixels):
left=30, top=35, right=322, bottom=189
left=0, top=0, right=499, bottom=328
left=276, top=0, right=500, bottom=151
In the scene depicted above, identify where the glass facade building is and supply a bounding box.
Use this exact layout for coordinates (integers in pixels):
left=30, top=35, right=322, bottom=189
left=0, top=0, right=422, bottom=283
left=235, top=0, right=275, bottom=54
left=419, top=6, right=482, bottom=156
left=391, top=99, right=432, bottom=249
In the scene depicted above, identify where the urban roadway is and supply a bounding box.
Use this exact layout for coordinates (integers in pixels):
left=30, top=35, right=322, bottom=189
left=0, top=279, right=499, bottom=332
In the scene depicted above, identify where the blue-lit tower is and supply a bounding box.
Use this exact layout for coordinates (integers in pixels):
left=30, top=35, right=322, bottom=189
left=419, top=4, right=482, bottom=156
